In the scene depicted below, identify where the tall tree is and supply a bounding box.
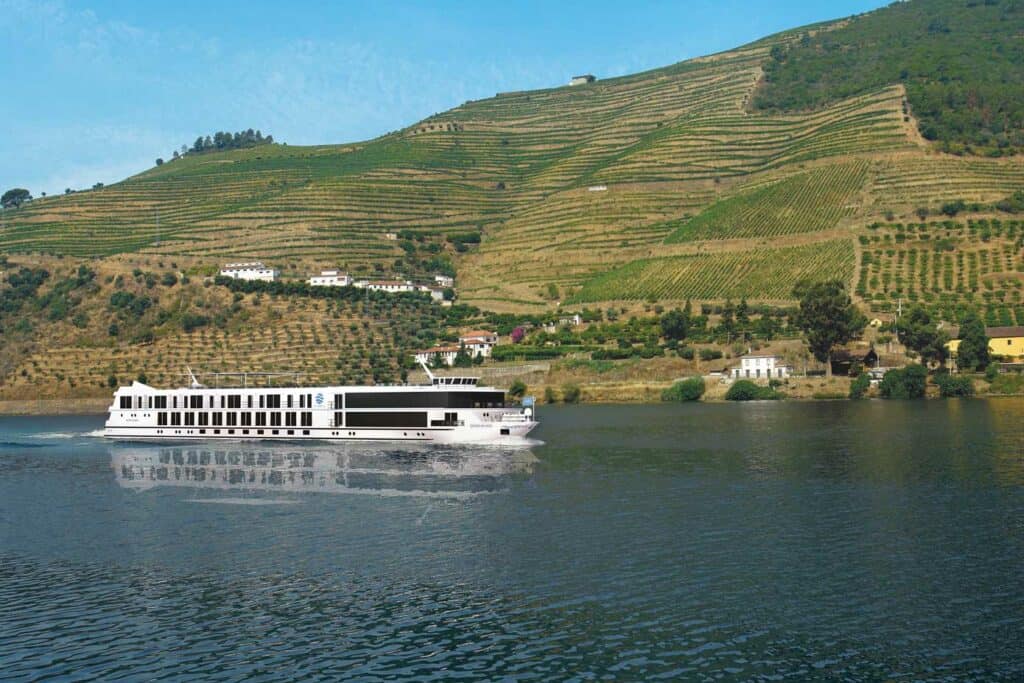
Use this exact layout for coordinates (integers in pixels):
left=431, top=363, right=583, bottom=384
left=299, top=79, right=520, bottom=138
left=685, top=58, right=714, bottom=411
left=718, top=299, right=735, bottom=339
left=1, top=188, right=32, bottom=209
left=955, top=310, right=989, bottom=372
left=660, top=308, right=689, bottom=341
left=792, top=280, right=867, bottom=378
left=899, top=305, right=948, bottom=367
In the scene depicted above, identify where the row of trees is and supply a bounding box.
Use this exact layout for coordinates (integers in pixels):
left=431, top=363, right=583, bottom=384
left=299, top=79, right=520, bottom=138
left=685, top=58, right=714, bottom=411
left=188, top=129, right=273, bottom=154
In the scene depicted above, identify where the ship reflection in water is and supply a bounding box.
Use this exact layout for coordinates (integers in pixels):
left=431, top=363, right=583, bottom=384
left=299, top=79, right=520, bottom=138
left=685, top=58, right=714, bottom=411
left=111, top=443, right=538, bottom=499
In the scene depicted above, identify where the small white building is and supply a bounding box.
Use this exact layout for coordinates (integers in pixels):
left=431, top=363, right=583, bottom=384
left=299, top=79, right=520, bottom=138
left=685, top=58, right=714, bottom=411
left=417, top=284, right=446, bottom=302
left=559, top=313, right=583, bottom=327
left=587, top=185, right=608, bottom=192
left=364, top=279, right=415, bottom=293
left=415, top=345, right=461, bottom=367
left=219, top=262, right=278, bottom=282
left=570, top=74, right=596, bottom=86
left=458, top=330, right=498, bottom=359
left=434, top=274, right=454, bottom=288
left=309, top=269, right=352, bottom=287
left=730, top=355, right=790, bottom=380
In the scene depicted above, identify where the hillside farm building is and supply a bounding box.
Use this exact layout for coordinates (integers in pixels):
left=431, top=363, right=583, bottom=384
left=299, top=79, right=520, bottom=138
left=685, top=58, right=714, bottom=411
left=309, top=270, right=352, bottom=287
left=219, top=262, right=278, bottom=282
left=570, top=74, right=596, bottom=86
left=362, top=280, right=416, bottom=293
left=947, top=326, right=1024, bottom=362
left=731, top=355, right=791, bottom=380
left=459, top=331, right=497, bottom=359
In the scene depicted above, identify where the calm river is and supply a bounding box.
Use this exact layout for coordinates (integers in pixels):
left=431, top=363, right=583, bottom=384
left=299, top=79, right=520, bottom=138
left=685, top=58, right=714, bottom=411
left=1, top=400, right=1023, bottom=681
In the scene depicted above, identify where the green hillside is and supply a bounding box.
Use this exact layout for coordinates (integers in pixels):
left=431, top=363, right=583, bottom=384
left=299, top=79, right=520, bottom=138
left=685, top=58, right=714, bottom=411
left=1, top=0, right=1023, bottom=397
left=754, top=0, right=1024, bottom=155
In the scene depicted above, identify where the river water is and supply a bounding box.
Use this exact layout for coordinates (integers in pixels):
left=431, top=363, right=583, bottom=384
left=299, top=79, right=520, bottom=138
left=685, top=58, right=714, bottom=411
left=1, top=400, right=1023, bottom=681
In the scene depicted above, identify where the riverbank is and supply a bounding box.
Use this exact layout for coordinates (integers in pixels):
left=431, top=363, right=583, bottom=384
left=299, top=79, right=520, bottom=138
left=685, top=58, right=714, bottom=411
left=3, top=376, right=1021, bottom=415
left=0, top=398, right=110, bottom=416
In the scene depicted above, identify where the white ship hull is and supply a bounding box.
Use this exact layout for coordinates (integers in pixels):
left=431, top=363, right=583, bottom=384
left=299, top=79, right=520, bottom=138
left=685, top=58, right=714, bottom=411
left=104, top=421, right=537, bottom=444
left=103, top=376, right=538, bottom=446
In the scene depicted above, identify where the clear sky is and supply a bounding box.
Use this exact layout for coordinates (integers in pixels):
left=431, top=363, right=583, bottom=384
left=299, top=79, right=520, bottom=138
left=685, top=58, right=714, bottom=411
left=1, top=0, right=890, bottom=196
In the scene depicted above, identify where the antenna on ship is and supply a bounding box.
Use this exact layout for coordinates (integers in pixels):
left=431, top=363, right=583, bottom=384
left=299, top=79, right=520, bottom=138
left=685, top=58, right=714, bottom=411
left=418, top=359, right=436, bottom=384
left=186, top=366, right=205, bottom=389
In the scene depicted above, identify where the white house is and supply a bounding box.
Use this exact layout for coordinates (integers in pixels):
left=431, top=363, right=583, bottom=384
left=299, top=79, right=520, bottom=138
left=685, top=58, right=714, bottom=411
left=309, top=269, right=352, bottom=287
left=415, top=345, right=461, bottom=367
left=731, top=355, right=790, bottom=380
left=570, top=74, right=596, bottom=86
left=587, top=185, right=608, bottom=192
left=417, top=284, right=446, bottom=302
left=434, top=274, right=454, bottom=288
left=458, top=330, right=498, bottom=359
left=219, top=262, right=278, bottom=282
left=559, top=313, right=583, bottom=327
left=364, top=279, right=415, bottom=293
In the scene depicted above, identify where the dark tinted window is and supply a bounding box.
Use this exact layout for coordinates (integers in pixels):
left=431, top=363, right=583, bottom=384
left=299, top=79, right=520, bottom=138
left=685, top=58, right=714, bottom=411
left=347, top=412, right=428, bottom=428
left=346, top=391, right=504, bottom=409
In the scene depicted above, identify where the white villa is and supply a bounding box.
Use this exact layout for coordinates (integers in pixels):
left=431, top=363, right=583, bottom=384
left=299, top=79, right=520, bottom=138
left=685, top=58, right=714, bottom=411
left=730, top=355, right=791, bottom=380
left=219, top=262, right=278, bottom=282
left=434, top=274, right=455, bottom=288
left=414, top=345, right=461, bottom=367
left=309, top=270, right=352, bottom=287
left=363, top=279, right=416, bottom=293
left=459, top=330, right=497, bottom=359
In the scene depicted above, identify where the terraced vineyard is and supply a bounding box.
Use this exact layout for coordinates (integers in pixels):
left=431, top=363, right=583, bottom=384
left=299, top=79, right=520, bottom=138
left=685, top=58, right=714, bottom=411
left=663, top=162, right=869, bottom=243
left=570, top=241, right=855, bottom=303
left=857, top=219, right=1024, bottom=323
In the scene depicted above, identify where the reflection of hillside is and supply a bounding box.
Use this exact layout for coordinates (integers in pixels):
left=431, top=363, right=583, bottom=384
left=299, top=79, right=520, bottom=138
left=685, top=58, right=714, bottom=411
left=112, top=444, right=537, bottom=498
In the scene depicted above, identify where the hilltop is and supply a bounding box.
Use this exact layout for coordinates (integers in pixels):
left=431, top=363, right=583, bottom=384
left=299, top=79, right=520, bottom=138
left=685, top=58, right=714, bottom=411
left=1, top=0, right=1023, bottom=399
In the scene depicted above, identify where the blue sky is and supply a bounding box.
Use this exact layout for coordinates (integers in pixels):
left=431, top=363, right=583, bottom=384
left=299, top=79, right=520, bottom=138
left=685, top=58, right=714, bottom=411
left=1, top=0, right=890, bottom=195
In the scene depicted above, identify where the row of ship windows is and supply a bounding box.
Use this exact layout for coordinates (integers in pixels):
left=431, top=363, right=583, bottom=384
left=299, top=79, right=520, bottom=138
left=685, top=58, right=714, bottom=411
left=150, top=428, right=431, bottom=438
left=155, top=428, right=312, bottom=437
left=156, top=412, right=315, bottom=427
left=119, top=391, right=506, bottom=411
left=121, top=394, right=319, bottom=410
left=140, top=411, right=452, bottom=429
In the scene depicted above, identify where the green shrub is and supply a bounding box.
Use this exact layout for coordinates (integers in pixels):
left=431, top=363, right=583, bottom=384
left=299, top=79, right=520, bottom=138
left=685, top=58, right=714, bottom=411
left=849, top=372, right=871, bottom=399
left=934, top=374, right=974, bottom=398
left=988, top=373, right=1024, bottom=395
left=181, top=313, right=210, bottom=332
left=725, top=380, right=781, bottom=401
left=879, top=364, right=928, bottom=399
left=985, top=362, right=1000, bottom=382
left=562, top=383, right=581, bottom=404
left=591, top=347, right=635, bottom=360
left=699, top=348, right=723, bottom=361
left=661, top=377, right=705, bottom=402
left=508, top=379, right=527, bottom=399
left=543, top=386, right=557, bottom=403
left=677, top=346, right=695, bottom=360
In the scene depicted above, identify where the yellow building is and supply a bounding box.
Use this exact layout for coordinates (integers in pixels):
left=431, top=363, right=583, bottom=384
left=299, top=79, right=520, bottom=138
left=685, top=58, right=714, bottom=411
left=946, top=326, right=1024, bottom=361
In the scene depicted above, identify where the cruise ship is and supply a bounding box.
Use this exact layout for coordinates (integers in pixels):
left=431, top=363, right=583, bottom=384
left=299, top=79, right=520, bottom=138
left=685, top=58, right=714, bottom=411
left=103, top=367, right=537, bottom=444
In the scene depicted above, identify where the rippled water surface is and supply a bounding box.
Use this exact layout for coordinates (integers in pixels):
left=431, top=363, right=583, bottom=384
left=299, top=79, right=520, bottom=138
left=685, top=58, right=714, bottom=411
left=2, top=400, right=1024, bottom=681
